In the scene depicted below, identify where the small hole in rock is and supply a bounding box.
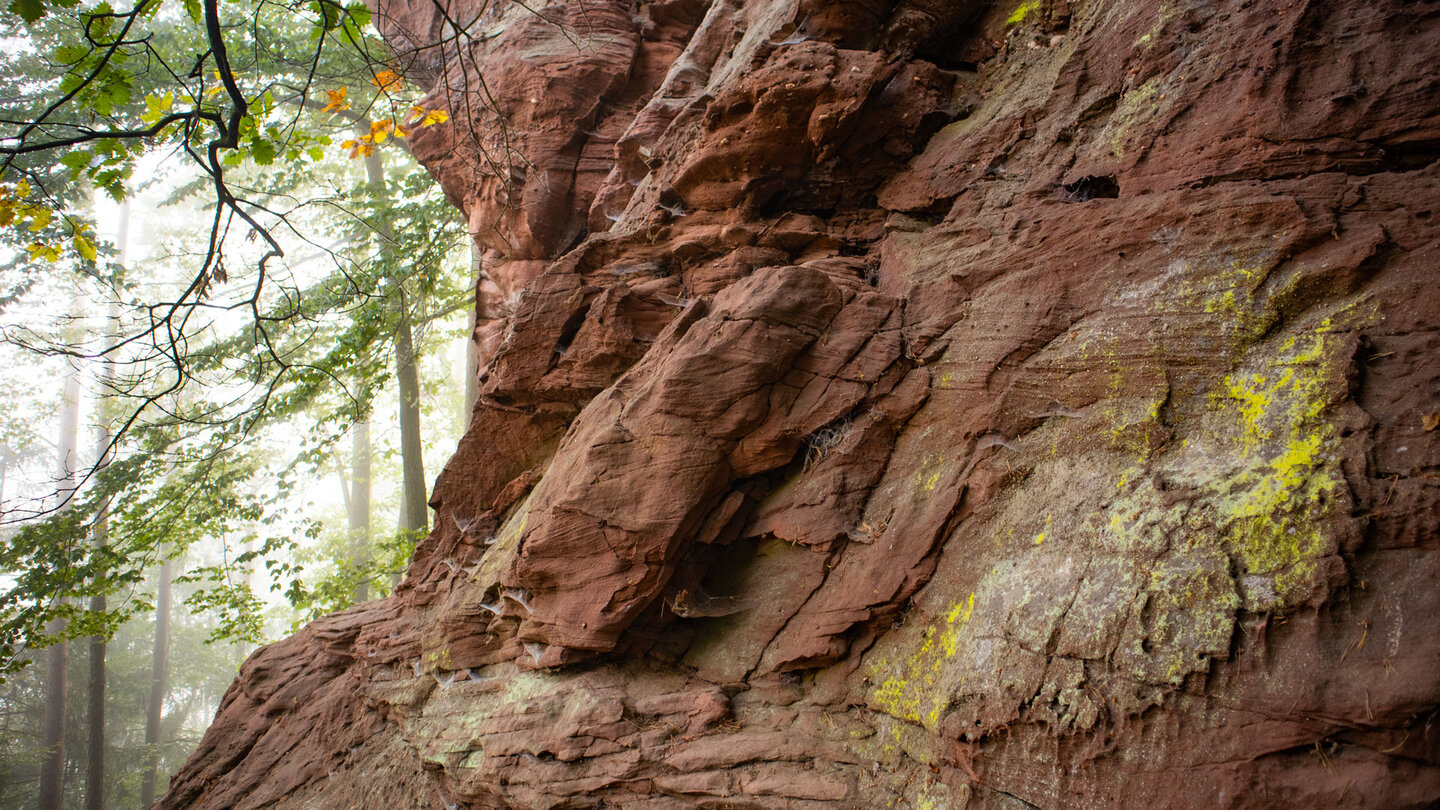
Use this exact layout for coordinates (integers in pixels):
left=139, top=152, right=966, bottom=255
left=1062, top=175, right=1119, bottom=201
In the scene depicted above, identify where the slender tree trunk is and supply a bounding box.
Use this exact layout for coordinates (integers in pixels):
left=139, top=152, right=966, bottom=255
left=83, top=609, right=104, bottom=810
left=350, top=416, right=371, bottom=601
left=464, top=242, right=481, bottom=418
left=395, top=303, right=427, bottom=537
left=138, top=557, right=171, bottom=808
left=38, top=621, right=67, bottom=810
left=363, top=147, right=427, bottom=539
left=39, top=351, right=82, bottom=810
left=84, top=201, right=127, bottom=810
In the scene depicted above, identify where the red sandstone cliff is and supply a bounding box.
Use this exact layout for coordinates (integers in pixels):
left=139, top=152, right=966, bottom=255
left=159, top=0, right=1440, bottom=807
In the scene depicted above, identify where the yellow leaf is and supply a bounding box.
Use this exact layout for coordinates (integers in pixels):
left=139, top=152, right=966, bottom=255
left=27, top=242, right=62, bottom=262
left=422, top=108, right=449, bottom=126
left=393, top=124, right=411, bottom=139
left=26, top=205, right=51, bottom=231
left=74, top=234, right=96, bottom=262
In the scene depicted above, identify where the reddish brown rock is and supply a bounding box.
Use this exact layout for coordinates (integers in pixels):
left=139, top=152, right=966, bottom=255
left=162, top=0, right=1440, bottom=808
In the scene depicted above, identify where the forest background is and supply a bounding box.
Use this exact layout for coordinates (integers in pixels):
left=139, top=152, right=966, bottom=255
left=0, top=0, right=483, bottom=806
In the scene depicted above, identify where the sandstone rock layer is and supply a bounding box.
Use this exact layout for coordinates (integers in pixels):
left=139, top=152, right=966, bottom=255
left=162, top=0, right=1440, bottom=807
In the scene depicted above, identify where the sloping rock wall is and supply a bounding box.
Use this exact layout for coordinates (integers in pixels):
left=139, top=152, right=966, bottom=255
left=161, top=0, right=1440, bottom=807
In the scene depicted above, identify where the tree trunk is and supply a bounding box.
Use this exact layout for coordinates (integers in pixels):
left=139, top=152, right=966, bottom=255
left=138, top=557, right=172, bottom=808
left=39, top=350, right=82, bottom=810
left=395, top=303, right=427, bottom=537
left=464, top=242, right=481, bottom=418
left=83, top=611, right=104, bottom=810
left=363, top=147, right=427, bottom=539
left=350, top=416, right=371, bottom=601
left=85, top=201, right=126, bottom=810
left=37, top=621, right=67, bottom=810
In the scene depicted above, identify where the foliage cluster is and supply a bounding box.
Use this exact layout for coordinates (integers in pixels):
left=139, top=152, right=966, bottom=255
left=0, top=0, right=473, bottom=675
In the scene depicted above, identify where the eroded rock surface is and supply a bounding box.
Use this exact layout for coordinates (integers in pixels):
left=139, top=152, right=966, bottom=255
left=162, top=0, right=1440, bottom=807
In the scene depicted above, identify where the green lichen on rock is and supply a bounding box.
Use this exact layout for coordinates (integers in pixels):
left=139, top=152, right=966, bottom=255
left=1134, top=1, right=1179, bottom=48
left=469, top=490, right=533, bottom=585
left=1113, top=542, right=1238, bottom=685
left=1106, top=78, right=1162, bottom=156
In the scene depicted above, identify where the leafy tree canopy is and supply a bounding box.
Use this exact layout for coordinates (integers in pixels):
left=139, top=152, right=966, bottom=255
left=0, top=0, right=472, bottom=675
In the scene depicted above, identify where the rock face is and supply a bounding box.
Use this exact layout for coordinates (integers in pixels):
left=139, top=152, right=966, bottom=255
left=161, top=0, right=1440, bottom=807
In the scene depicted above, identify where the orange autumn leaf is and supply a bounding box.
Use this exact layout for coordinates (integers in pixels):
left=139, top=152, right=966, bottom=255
left=371, top=69, right=402, bottom=91
left=341, top=135, right=375, bottom=158
left=369, top=119, right=395, bottom=144
left=406, top=105, right=450, bottom=128
left=322, top=87, right=351, bottom=113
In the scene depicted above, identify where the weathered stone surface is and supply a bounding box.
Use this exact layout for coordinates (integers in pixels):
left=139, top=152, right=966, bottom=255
left=162, top=0, right=1440, bottom=807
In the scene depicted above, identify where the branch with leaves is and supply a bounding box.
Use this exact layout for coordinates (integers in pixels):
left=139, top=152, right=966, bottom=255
left=0, top=0, right=478, bottom=675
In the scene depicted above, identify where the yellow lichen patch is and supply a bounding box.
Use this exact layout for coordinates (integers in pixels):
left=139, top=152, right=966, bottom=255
left=1034, top=513, right=1052, bottom=545
left=1006, top=0, right=1039, bottom=26
left=467, top=491, right=533, bottom=584
left=1204, top=326, right=1350, bottom=609
left=1103, top=387, right=1169, bottom=461
left=869, top=594, right=975, bottom=729
left=911, top=779, right=968, bottom=810
left=1199, top=259, right=1277, bottom=349
left=914, top=453, right=946, bottom=496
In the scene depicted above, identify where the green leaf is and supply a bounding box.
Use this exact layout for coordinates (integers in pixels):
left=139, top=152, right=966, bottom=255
left=60, top=150, right=91, bottom=178
left=92, top=169, right=125, bottom=201
left=250, top=138, right=276, bottom=165
left=344, top=2, right=370, bottom=28
left=8, top=0, right=44, bottom=23
left=140, top=91, right=174, bottom=125
left=53, top=44, right=86, bottom=64
left=310, top=0, right=341, bottom=30
left=182, top=0, right=200, bottom=20
left=86, top=4, right=115, bottom=42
